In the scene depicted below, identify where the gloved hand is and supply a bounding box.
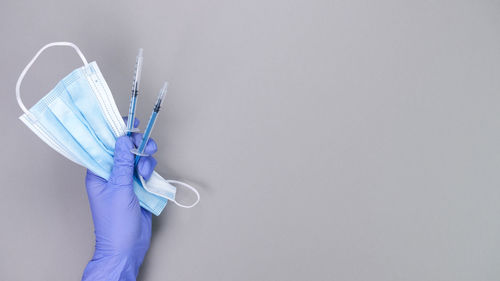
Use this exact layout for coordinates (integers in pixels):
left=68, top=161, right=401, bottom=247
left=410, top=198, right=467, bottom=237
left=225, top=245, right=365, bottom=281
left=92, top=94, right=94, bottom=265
left=82, top=118, right=158, bottom=281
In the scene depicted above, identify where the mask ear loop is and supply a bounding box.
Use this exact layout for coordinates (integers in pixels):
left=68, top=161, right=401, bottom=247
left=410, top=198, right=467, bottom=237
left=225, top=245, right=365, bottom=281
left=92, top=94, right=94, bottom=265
left=166, top=180, right=201, bottom=208
left=138, top=175, right=201, bottom=208
left=16, top=42, right=89, bottom=120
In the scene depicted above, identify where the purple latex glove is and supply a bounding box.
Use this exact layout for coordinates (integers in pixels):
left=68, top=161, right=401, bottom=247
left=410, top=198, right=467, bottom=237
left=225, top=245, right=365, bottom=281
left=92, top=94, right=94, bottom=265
left=82, top=118, right=158, bottom=281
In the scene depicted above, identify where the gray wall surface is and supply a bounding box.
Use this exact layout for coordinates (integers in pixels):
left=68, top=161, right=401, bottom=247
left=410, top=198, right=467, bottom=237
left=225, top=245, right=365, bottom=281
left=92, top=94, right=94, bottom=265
left=1, top=0, right=500, bottom=280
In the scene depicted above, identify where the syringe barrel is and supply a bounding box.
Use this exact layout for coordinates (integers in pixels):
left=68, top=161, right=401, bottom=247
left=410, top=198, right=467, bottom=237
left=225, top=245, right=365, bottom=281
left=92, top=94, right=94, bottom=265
left=134, top=111, right=158, bottom=166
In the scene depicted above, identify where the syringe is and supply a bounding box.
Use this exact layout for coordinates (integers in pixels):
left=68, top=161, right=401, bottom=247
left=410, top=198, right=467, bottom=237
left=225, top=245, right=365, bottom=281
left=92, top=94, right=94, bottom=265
left=132, top=82, right=168, bottom=166
left=126, top=48, right=144, bottom=136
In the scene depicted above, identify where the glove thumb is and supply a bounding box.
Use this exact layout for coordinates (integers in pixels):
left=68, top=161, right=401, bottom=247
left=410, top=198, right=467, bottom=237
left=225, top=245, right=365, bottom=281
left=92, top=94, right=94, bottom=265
left=108, top=136, right=135, bottom=187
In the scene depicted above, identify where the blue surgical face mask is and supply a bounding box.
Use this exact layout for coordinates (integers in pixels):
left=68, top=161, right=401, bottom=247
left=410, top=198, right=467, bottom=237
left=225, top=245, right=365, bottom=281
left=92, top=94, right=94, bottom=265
left=16, top=42, right=200, bottom=215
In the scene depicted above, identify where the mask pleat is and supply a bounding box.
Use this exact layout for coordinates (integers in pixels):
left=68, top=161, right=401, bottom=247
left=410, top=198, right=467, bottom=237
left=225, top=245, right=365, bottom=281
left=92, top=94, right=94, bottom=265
left=64, top=75, right=117, bottom=152
left=49, top=98, right=114, bottom=174
left=30, top=96, right=106, bottom=178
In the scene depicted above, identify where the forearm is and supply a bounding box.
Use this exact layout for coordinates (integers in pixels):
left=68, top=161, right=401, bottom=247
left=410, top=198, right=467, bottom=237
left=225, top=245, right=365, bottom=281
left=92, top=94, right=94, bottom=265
left=82, top=252, right=143, bottom=281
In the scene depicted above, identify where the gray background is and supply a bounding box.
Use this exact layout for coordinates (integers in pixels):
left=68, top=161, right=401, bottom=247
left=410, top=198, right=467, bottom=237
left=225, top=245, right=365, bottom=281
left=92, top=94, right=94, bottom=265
left=1, top=0, right=500, bottom=280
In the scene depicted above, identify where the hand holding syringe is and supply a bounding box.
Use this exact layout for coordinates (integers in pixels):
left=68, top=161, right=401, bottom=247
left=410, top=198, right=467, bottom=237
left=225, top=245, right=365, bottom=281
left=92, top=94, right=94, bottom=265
left=124, top=50, right=200, bottom=208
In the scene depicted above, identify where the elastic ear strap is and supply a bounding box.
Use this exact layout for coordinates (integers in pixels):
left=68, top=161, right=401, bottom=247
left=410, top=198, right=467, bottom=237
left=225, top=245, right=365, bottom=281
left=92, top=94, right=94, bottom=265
left=167, top=180, right=201, bottom=208
left=16, top=42, right=89, bottom=117
left=138, top=174, right=201, bottom=209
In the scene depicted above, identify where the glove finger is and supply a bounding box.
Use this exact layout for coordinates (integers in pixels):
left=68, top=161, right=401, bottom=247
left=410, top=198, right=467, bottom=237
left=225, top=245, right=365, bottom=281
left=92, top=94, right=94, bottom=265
left=84, top=169, right=108, bottom=205
left=122, top=116, right=140, bottom=128
left=138, top=156, right=157, bottom=181
left=131, top=133, right=158, bottom=155
left=85, top=169, right=107, bottom=192
left=108, top=136, right=135, bottom=187
left=85, top=169, right=106, bottom=183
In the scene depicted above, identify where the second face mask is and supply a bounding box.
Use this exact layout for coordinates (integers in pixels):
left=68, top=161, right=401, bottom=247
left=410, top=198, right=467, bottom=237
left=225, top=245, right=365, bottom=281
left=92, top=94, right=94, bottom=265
left=16, top=42, right=200, bottom=215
